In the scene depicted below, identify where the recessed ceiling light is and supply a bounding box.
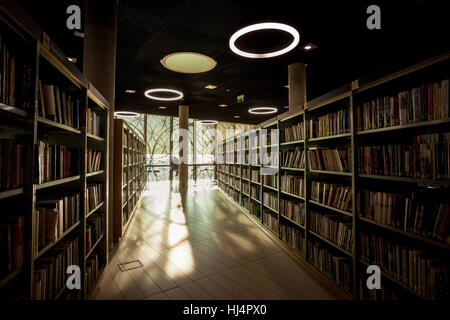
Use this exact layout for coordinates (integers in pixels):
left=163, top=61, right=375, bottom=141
left=144, top=88, right=184, bottom=101
left=302, top=43, right=317, bottom=51
left=284, top=84, right=289, bottom=88
left=158, top=106, right=167, bottom=110
left=205, top=85, right=217, bottom=90
left=125, top=89, right=136, bottom=93
left=229, top=22, right=300, bottom=58
left=233, top=115, right=240, bottom=119
left=161, top=52, right=217, bottom=74
left=67, top=57, right=77, bottom=63
left=197, top=120, right=218, bottom=125
left=284, top=106, right=289, bottom=109
left=114, top=111, right=140, bottom=118
left=218, top=104, right=228, bottom=107
left=248, top=107, right=278, bottom=115
left=226, top=89, right=230, bottom=92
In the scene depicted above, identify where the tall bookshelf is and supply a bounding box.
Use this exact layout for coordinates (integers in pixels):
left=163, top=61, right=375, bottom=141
left=113, top=118, right=146, bottom=242
left=0, top=4, right=109, bottom=300
left=217, top=51, right=450, bottom=300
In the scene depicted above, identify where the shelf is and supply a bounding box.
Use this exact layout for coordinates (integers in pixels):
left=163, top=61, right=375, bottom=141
left=308, top=170, right=352, bottom=177
left=250, top=180, right=260, bottom=185
left=37, top=116, right=82, bottom=134
left=87, top=133, right=105, bottom=142
left=35, top=220, right=81, bottom=260
left=280, top=140, right=304, bottom=146
left=280, top=167, right=305, bottom=172
left=279, top=214, right=305, bottom=229
left=308, top=133, right=351, bottom=142
left=262, top=184, right=278, bottom=192
left=86, top=201, right=104, bottom=219
left=86, top=233, right=104, bottom=259
left=358, top=174, right=450, bottom=186
left=86, top=170, right=104, bottom=177
left=0, top=103, right=29, bottom=118
left=0, top=267, right=22, bottom=289
left=357, top=119, right=450, bottom=136
left=35, top=175, right=81, bottom=190
left=242, top=192, right=250, bottom=197
left=54, top=285, right=67, bottom=300
left=0, top=188, right=25, bottom=200
left=251, top=197, right=261, bottom=204
left=359, top=217, right=450, bottom=251
left=280, top=190, right=305, bottom=200
left=308, top=230, right=353, bottom=257
left=262, top=204, right=278, bottom=214
left=308, top=200, right=353, bottom=217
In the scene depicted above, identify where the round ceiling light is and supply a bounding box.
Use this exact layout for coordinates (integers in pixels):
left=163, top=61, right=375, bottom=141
left=197, top=120, right=218, bottom=125
left=144, top=88, right=184, bottom=101
left=229, top=22, right=300, bottom=58
left=248, top=107, right=278, bottom=114
left=114, top=111, right=140, bottom=118
left=161, top=52, right=217, bottom=74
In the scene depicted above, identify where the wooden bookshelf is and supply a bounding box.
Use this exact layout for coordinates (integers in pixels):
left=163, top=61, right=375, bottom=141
left=216, top=51, right=450, bottom=300
left=113, top=119, right=146, bottom=242
left=0, top=3, right=109, bottom=300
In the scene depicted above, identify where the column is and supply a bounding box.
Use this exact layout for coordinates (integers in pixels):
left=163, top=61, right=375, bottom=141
left=178, top=105, right=189, bottom=189
left=83, top=0, right=118, bottom=249
left=288, top=63, right=307, bottom=111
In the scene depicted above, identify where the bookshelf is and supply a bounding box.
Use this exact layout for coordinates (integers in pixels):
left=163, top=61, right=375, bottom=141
left=113, top=118, right=146, bottom=242
left=216, top=51, right=450, bottom=300
left=0, top=4, right=110, bottom=300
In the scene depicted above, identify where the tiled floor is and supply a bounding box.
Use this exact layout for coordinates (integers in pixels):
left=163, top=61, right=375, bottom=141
left=92, top=180, right=337, bottom=300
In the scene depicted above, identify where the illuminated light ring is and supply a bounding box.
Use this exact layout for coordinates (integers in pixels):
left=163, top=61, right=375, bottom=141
left=144, top=88, right=184, bottom=101
left=114, top=111, right=140, bottom=118
left=248, top=107, right=278, bottom=115
left=229, top=22, right=300, bottom=58
left=198, top=120, right=218, bottom=125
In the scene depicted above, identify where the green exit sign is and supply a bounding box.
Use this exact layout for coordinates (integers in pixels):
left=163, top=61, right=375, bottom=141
left=237, top=94, right=244, bottom=103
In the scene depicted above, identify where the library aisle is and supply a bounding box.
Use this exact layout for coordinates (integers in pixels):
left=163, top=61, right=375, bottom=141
left=91, top=180, right=336, bottom=300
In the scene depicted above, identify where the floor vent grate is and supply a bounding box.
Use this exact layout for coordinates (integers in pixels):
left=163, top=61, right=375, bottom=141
left=118, top=260, right=143, bottom=272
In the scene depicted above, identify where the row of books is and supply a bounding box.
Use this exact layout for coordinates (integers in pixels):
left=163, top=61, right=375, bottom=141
left=242, top=168, right=249, bottom=180
left=280, top=174, right=305, bottom=197
left=263, top=209, right=278, bottom=232
left=310, top=181, right=352, bottom=212
left=251, top=169, right=260, bottom=182
left=0, top=216, right=24, bottom=276
left=308, top=108, right=350, bottom=138
left=86, top=183, right=103, bottom=214
left=355, top=79, right=449, bottom=131
left=263, top=175, right=278, bottom=188
left=0, top=35, right=34, bottom=110
left=86, top=254, right=100, bottom=296
left=280, top=222, right=305, bottom=253
left=280, top=199, right=305, bottom=226
left=263, top=192, right=278, bottom=211
left=249, top=203, right=261, bottom=219
left=359, top=277, right=402, bottom=300
left=36, top=141, right=81, bottom=184
left=242, top=182, right=249, bottom=194
left=280, top=122, right=304, bottom=143
left=357, top=132, right=449, bottom=179
left=308, top=148, right=351, bottom=172
left=86, top=108, right=102, bottom=137
left=38, top=82, right=81, bottom=129
left=87, top=149, right=102, bottom=173
left=0, top=139, right=30, bottom=190
left=357, top=190, right=450, bottom=243
left=86, top=214, right=105, bottom=252
left=281, top=147, right=305, bottom=168
left=34, top=193, right=81, bottom=256
left=307, top=240, right=352, bottom=291
left=309, top=211, right=353, bottom=252
left=359, top=230, right=449, bottom=300
left=250, top=186, right=259, bottom=199
left=33, top=237, right=79, bottom=300
left=262, top=130, right=278, bottom=146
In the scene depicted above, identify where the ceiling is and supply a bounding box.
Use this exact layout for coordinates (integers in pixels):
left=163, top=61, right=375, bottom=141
left=17, top=0, right=450, bottom=124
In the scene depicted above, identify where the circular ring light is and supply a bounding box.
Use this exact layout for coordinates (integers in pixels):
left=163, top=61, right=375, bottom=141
left=114, top=111, right=140, bottom=118
left=144, top=88, right=183, bottom=101
left=161, top=52, right=217, bottom=74
left=248, top=107, right=278, bottom=115
left=229, top=22, right=300, bottom=58
left=197, top=120, right=218, bottom=125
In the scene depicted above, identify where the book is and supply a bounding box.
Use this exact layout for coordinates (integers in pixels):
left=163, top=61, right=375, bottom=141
left=281, top=121, right=304, bottom=143
left=280, top=173, right=304, bottom=197
left=311, top=181, right=352, bottom=212
left=0, top=139, right=30, bottom=190
left=309, top=210, right=353, bottom=252
left=281, top=147, right=305, bottom=168
left=262, top=209, right=278, bottom=232
left=308, top=148, right=351, bottom=172
left=86, top=183, right=103, bottom=214
left=308, top=108, right=350, bottom=138
left=280, top=221, right=305, bottom=253
left=280, top=199, right=305, bottom=226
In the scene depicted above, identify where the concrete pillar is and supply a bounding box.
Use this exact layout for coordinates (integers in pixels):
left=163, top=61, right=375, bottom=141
left=179, top=105, right=189, bottom=189
left=288, top=63, right=307, bottom=111
left=83, top=0, right=118, bottom=250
